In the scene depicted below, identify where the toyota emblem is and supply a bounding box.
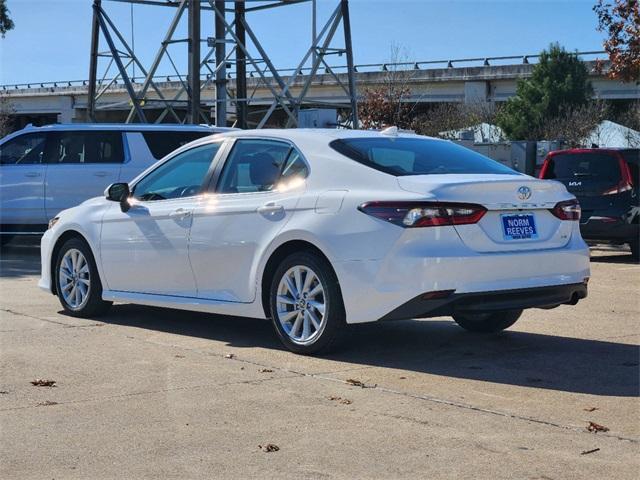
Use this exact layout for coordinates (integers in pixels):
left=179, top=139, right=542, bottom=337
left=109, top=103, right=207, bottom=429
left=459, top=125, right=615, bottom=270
left=517, top=186, right=532, bottom=200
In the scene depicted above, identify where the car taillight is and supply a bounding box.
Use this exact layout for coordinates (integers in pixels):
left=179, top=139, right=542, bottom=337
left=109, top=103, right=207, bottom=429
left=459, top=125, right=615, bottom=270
left=358, top=201, right=487, bottom=228
left=602, top=156, right=634, bottom=195
left=550, top=199, right=581, bottom=221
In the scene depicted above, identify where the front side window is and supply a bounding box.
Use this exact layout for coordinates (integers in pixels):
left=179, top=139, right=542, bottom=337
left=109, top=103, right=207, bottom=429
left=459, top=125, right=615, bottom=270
left=217, top=139, right=307, bottom=193
left=133, top=143, right=220, bottom=201
left=0, top=133, right=46, bottom=165
left=330, top=137, right=518, bottom=176
left=45, top=131, right=124, bottom=164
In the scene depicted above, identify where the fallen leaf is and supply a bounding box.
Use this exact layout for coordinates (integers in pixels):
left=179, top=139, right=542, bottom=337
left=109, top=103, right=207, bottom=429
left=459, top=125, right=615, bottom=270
left=36, top=400, right=58, bottom=407
left=327, top=395, right=352, bottom=405
left=258, top=443, right=279, bottom=452
left=31, top=379, right=56, bottom=387
left=583, top=407, right=599, bottom=412
left=587, top=422, right=609, bottom=433
left=346, top=378, right=376, bottom=389
left=224, top=354, right=235, bottom=359
left=399, top=376, right=407, bottom=380
left=259, top=368, right=273, bottom=373
left=581, top=448, right=600, bottom=455
left=240, top=367, right=245, bottom=370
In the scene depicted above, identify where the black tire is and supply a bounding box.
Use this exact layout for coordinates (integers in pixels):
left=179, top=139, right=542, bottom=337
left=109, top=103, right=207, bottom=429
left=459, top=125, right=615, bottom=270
left=630, top=240, right=639, bottom=262
left=269, top=251, right=345, bottom=354
left=54, top=237, right=112, bottom=317
left=453, top=309, right=522, bottom=333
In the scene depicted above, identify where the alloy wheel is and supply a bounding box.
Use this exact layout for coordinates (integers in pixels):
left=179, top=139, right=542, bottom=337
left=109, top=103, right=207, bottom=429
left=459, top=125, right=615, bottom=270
left=59, top=248, right=91, bottom=310
left=276, top=265, right=326, bottom=345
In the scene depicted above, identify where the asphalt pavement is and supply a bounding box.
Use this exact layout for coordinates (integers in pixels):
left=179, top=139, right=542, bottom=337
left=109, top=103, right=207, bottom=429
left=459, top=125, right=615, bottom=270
left=0, top=239, right=638, bottom=479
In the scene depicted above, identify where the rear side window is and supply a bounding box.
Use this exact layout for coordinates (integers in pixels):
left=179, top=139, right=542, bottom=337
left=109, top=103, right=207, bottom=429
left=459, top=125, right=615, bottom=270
left=45, top=131, right=124, bottom=164
left=218, top=139, right=306, bottom=194
left=142, top=131, right=212, bottom=159
left=542, top=153, right=620, bottom=183
left=329, top=137, right=517, bottom=176
left=0, top=133, right=46, bottom=165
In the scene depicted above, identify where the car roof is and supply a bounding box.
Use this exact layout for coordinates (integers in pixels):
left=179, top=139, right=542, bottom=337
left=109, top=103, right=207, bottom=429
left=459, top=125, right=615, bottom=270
left=18, top=123, right=234, bottom=133
left=217, top=128, right=432, bottom=142
left=550, top=148, right=639, bottom=155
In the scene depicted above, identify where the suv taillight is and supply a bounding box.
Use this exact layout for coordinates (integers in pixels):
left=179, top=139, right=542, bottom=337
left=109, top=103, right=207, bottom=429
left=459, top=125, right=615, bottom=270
left=550, top=199, right=581, bottom=221
left=358, top=201, right=487, bottom=228
left=602, top=155, right=634, bottom=195
left=539, top=156, right=552, bottom=179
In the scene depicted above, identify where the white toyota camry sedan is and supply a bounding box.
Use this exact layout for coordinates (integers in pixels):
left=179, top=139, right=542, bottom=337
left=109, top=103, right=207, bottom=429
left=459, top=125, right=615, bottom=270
left=39, top=128, right=590, bottom=354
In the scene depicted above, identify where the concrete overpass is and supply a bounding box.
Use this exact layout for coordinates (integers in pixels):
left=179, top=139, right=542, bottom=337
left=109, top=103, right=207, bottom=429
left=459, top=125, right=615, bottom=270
left=2, top=58, right=638, bottom=128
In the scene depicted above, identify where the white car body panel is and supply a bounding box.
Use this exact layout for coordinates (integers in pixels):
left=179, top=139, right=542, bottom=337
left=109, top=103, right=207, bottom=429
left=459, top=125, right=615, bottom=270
left=189, top=188, right=303, bottom=302
left=40, top=129, right=591, bottom=325
left=100, top=198, right=197, bottom=297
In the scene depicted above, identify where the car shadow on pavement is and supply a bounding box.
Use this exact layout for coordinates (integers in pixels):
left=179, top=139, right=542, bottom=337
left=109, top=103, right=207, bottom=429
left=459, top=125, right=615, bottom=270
left=99, top=304, right=639, bottom=398
left=0, top=241, right=41, bottom=278
left=589, top=253, right=638, bottom=265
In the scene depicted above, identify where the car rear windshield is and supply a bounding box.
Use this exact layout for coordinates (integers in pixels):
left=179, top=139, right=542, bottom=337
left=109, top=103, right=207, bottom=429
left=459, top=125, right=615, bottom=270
left=142, top=131, right=213, bottom=159
left=329, top=137, right=518, bottom=176
left=542, top=153, right=620, bottom=183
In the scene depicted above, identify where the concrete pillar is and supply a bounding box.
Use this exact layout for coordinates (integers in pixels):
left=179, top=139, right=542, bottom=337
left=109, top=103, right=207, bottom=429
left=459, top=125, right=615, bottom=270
left=464, top=81, right=490, bottom=104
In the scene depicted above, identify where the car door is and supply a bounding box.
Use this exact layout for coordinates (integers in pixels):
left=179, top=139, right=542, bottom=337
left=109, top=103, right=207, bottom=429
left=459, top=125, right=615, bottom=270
left=99, top=142, right=222, bottom=297
left=189, top=138, right=308, bottom=302
left=0, top=132, right=48, bottom=230
left=44, top=130, right=124, bottom=219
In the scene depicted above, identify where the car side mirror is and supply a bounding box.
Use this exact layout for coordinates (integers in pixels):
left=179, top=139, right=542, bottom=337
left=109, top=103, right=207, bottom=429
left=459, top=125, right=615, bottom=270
left=105, top=183, right=131, bottom=213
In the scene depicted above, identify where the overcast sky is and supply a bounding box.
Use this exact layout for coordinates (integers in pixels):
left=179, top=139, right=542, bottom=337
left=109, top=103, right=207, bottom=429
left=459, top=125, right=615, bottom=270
left=0, top=0, right=606, bottom=85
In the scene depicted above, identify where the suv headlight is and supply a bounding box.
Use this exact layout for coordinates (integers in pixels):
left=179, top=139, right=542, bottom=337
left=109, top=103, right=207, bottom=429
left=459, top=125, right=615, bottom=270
left=48, top=217, right=60, bottom=229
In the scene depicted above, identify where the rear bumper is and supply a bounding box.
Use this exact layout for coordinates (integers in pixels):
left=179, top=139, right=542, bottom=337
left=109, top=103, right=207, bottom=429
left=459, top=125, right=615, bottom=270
left=333, top=224, right=590, bottom=324
left=380, top=283, right=588, bottom=321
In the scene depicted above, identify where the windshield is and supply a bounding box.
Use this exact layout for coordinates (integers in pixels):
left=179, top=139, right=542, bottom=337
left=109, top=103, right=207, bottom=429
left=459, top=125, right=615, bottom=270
left=329, top=137, right=518, bottom=176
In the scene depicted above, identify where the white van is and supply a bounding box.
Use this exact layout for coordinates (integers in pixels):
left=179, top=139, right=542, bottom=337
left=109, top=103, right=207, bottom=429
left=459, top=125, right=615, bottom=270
left=0, top=123, right=232, bottom=240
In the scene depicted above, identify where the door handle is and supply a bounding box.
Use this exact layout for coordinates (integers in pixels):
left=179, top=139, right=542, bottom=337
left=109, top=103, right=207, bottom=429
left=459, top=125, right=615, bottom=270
left=257, top=202, right=284, bottom=215
left=24, top=172, right=41, bottom=178
left=94, top=171, right=108, bottom=177
left=169, top=208, right=191, bottom=219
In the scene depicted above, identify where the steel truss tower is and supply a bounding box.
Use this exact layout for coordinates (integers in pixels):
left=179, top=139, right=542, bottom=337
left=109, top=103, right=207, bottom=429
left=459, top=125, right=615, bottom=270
left=87, top=0, right=358, bottom=128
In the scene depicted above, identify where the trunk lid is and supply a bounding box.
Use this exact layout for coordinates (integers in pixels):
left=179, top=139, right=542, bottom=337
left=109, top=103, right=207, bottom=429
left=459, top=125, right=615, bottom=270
left=398, top=174, right=574, bottom=253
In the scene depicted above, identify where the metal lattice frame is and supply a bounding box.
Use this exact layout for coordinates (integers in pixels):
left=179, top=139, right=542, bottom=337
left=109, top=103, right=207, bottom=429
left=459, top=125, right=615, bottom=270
left=87, top=0, right=358, bottom=128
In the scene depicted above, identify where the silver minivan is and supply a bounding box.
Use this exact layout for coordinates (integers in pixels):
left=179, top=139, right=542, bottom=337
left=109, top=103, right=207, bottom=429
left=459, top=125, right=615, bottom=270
left=0, top=123, right=231, bottom=241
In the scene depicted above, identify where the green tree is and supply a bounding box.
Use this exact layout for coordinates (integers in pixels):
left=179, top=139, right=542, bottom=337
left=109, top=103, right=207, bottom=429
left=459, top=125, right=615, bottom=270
left=496, top=44, right=593, bottom=140
left=0, top=0, right=14, bottom=38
